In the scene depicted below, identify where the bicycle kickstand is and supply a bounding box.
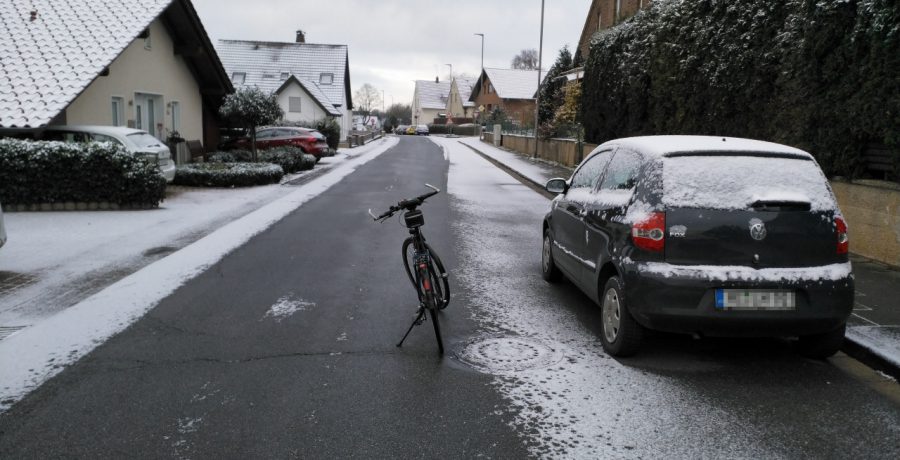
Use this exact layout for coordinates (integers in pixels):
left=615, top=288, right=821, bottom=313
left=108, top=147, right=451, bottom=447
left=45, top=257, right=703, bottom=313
left=397, top=306, right=426, bottom=348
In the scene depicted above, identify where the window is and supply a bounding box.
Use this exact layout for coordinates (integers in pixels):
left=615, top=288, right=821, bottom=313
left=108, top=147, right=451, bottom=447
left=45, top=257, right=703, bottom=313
left=170, top=101, right=181, bottom=132
left=231, top=72, right=246, bottom=85
left=92, top=133, right=123, bottom=147
left=280, top=72, right=290, bottom=80
left=597, top=13, right=602, bottom=30
left=147, top=98, right=156, bottom=136
left=570, top=149, right=615, bottom=189
left=599, top=150, right=641, bottom=191
left=143, top=30, right=152, bottom=50
left=288, top=96, right=302, bottom=113
left=319, top=73, right=334, bottom=85
left=111, top=96, right=124, bottom=126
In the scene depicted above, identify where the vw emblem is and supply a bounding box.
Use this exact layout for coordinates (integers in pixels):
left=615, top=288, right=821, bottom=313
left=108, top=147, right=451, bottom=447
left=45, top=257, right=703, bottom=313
left=749, top=218, right=767, bottom=241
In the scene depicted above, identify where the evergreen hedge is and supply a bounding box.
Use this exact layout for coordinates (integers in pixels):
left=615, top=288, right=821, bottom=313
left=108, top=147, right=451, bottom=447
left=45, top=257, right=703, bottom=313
left=0, top=139, right=167, bottom=206
left=582, top=0, right=899, bottom=179
left=173, top=162, right=284, bottom=187
left=208, top=147, right=315, bottom=173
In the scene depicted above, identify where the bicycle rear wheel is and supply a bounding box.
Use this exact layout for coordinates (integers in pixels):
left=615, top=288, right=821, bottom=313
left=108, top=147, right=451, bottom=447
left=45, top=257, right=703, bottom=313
left=402, top=239, right=450, bottom=310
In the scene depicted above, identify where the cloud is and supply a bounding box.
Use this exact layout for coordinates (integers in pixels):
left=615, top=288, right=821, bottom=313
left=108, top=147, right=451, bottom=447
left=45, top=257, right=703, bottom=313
left=193, top=0, right=591, bottom=106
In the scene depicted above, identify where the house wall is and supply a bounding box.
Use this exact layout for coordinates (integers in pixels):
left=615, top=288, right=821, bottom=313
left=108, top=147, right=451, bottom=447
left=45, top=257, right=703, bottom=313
left=471, top=77, right=502, bottom=115
left=64, top=19, right=203, bottom=143
left=578, top=0, right=653, bottom=59
left=831, top=181, right=900, bottom=267
left=446, top=80, right=472, bottom=119
left=503, top=99, right=536, bottom=126
left=277, top=81, right=332, bottom=124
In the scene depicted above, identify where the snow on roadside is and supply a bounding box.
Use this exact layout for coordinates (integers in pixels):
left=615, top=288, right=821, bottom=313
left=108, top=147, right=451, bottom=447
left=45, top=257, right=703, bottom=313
left=457, top=136, right=572, bottom=185
left=0, top=137, right=398, bottom=413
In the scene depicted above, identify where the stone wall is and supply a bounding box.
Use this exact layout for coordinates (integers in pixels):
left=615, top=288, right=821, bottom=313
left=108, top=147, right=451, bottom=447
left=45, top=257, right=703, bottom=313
left=832, top=180, right=900, bottom=267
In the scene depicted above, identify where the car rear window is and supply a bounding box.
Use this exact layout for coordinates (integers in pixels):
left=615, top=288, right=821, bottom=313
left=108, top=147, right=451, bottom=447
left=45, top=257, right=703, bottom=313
left=662, top=154, right=836, bottom=211
left=126, top=132, right=164, bottom=149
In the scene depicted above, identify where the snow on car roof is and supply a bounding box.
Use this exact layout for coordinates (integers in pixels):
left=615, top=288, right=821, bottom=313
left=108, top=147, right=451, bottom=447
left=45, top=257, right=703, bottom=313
left=43, top=125, right=149, bottom=136
left=599, top=136, right=813, bottom=159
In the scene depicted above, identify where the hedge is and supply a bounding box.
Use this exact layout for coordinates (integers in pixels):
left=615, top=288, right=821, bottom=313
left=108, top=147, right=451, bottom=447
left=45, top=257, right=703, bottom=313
left=581, top=0, right=900, bottom=180
left=427, top=124, right=479, bottom=136
left=208, top=147, right=315, bottom=173
left=173, top=162, right=284, bottom=187
left=0, top=139, right=167, bottom=206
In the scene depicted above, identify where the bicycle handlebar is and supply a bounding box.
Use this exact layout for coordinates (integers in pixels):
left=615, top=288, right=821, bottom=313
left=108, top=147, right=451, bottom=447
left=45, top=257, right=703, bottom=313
left=369, top=184, right=440, bottom=222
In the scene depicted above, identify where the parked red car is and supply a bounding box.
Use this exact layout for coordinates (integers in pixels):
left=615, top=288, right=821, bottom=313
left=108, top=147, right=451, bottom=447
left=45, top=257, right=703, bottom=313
left=221, top=127, right=330, bottom=160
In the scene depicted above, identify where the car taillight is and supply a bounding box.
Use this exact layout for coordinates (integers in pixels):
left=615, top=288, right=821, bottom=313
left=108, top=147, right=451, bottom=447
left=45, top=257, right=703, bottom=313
left=631, top=212, right=666, bottom=252
left=835, top=216, right=849, bottom=254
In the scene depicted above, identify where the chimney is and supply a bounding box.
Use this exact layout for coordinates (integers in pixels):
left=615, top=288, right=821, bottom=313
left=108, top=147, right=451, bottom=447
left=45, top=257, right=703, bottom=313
left=435, top=76, right=439, bottom=83
left=295, top=30, right=305, bottom=43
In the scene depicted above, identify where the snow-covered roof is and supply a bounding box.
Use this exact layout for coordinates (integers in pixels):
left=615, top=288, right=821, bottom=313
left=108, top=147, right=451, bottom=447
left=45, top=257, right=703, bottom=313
left=276, top=75, right=342, bottom=117
left=0, top=0, right=172, bottom=128
left=483, top=68, right=546, bottom=100
left=415, top=79, right=451, bottom=110
left=454, top=77, right=476, bottom=107
left=599, top=136, right=813, bottom=159
left=216, top=39, right=350, bottom=109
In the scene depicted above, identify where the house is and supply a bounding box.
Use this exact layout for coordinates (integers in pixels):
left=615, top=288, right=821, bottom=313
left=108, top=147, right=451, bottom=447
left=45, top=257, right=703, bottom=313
left=0, top=0, right=233, bottom=150
left=469, top=68, right=545, bottom=126
left=411, top=78, right=451, bottom=126
left=445, top=77, right=476, bottom=120
left=577, top=0, right=654, bottom=60
left=215, top=33, right=353, bottom=140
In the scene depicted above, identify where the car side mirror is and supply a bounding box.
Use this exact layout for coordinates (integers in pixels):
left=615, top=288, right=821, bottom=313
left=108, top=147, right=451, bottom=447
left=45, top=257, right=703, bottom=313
left=545, top=178, right=568, bottom=194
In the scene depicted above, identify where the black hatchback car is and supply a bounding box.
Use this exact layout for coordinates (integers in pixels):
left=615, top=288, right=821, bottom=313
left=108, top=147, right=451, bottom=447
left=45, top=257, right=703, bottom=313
left=542, top=136, right=853, bottom=358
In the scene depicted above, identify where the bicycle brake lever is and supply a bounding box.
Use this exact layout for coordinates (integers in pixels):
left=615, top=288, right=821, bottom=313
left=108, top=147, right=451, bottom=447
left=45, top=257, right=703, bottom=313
left=368, top=209, right=378, bottom=220
left=424, top=183, right=440, bottom=193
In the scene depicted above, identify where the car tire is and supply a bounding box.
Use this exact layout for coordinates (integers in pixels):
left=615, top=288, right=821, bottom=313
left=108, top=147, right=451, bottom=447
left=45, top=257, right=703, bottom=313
left=541, top=230, right=562, bottom=282
left=599, top=276, right=643, bottom=357
left=797, top=323, right=845, bottom=359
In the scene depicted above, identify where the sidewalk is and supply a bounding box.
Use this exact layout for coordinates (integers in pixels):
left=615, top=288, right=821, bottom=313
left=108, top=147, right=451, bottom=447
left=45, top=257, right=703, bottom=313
left=458, top=136, right=900, bottom=377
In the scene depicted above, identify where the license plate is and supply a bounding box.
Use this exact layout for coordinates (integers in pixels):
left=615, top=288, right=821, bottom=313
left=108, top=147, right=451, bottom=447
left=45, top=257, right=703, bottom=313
left=715, top=289, right=796, bottom=310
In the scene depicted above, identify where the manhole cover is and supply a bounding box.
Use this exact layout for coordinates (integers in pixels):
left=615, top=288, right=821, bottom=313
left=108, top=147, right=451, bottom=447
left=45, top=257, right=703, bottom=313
left=455, top=335, right=562, bottom=373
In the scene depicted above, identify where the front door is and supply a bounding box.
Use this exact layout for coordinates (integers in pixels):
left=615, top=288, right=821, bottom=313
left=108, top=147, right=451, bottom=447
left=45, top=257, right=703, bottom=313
left=134, top=93, right=164, bottom=139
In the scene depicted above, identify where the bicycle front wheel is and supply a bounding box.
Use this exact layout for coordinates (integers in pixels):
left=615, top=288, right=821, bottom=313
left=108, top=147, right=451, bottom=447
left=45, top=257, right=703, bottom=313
left=428, top=304, right=444, bottom=354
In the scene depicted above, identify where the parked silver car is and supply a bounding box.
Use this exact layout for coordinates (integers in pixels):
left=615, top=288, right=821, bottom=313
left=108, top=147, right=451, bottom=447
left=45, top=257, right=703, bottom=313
left=42, top=125, right=176, bottom=183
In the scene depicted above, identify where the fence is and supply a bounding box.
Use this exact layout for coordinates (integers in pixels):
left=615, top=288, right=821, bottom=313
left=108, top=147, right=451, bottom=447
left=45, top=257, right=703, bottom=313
left=481, top=132, right=597, bottom=168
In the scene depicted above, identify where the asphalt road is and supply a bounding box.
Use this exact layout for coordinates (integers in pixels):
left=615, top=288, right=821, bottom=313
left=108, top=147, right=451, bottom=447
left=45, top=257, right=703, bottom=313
left=1, top=136, right=899, bottom=458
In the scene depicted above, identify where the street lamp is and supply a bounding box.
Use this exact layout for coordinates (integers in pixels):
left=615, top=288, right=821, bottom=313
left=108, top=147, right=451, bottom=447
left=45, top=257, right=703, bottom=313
left=533, top=0, right=544, bottom=159
left=474, top=33, right=484, bottom=71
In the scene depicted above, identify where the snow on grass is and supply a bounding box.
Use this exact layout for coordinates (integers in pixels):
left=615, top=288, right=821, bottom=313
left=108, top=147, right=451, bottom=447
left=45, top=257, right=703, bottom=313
left=457, top=137, right=572, bottom=185
left=0, top=137, right=398, bottom=413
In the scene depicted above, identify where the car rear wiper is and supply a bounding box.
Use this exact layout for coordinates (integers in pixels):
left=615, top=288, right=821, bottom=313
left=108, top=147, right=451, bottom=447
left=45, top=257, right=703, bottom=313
left=750, top=200, right=811, bottom=212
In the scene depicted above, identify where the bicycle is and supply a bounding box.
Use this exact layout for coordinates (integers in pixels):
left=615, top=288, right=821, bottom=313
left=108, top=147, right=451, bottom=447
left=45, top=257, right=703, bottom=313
left=369, top=184, right=450, bottom=354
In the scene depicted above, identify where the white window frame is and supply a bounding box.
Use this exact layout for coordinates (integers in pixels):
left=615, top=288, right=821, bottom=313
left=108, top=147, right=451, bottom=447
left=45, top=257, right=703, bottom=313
left=111, top=96, right=125, bottom=126
left=232, top=72, right=246, bottom=85
left=288, top=97, right=302, bottom=113
left=319, top=73, right=334, bottom=85
left=170, top=100, right=181, bottom=133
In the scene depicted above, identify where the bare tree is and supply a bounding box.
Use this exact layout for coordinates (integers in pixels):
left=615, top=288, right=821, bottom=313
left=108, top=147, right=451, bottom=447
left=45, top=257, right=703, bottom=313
left=353, top=83, right=382, bottom=123
left=511, top=49, right=539, bottom=70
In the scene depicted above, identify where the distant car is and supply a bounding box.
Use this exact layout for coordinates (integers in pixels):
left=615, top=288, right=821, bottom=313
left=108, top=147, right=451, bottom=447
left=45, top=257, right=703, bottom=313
left=415, top=124, right=429, bottom=136
left=394, top=125, right=409, bottom=135
left=0, top=202, right=6, bottom=250
left=542, top=136, right=853, bottom=358
left=220, top=127, right=329, bottom=161
left=41, top=125, right=176, bottom=183
left=406, top=126, right=416, bottom=135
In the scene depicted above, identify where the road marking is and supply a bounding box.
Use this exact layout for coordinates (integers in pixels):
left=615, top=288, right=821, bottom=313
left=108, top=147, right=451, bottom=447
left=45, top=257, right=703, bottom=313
left=852, top=313, right=880, bottom=326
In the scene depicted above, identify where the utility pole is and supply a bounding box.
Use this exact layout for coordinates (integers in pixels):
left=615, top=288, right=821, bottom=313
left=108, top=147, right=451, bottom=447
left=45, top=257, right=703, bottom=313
left=533, top=0, right=545, bottom=159
left=445, top=63, right=452, bottom=81
left=474, top=33, right=484, bottom=71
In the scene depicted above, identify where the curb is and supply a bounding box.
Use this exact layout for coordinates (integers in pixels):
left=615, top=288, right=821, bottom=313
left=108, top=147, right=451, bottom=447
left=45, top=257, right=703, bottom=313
left=461, top=140, right=900, bottom=380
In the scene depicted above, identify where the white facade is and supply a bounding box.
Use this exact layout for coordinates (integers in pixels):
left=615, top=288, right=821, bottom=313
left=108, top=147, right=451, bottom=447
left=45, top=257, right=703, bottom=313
left=64, top=19, right=203, bottom=142
left=277, top=80, right=335, bottom=124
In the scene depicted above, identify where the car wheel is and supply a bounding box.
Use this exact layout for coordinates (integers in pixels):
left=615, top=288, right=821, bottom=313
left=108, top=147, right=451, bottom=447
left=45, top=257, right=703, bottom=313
left=797, top=323, right=845, bottom=359
left=541, top=230, right=561, bottom=282
left=599, top=276, right=643, bottom=357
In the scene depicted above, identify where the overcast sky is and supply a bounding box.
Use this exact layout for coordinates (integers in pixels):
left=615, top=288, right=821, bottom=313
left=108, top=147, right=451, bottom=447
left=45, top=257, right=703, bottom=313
left=192, top=0, right=591, bottom=108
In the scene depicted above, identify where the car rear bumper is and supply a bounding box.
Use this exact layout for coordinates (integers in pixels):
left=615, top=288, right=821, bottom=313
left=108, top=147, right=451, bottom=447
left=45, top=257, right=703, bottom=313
left=623, top=261, right=854, bottom=337
left=159, top=161, right=176, bottom=183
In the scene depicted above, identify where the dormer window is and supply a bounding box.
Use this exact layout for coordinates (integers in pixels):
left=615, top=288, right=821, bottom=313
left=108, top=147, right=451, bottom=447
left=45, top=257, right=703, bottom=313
left=281, top=72, right=290, bottom=80
left=319, top=73, right=334, bottom=85
left=231, top=72, right=246, bottom=84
